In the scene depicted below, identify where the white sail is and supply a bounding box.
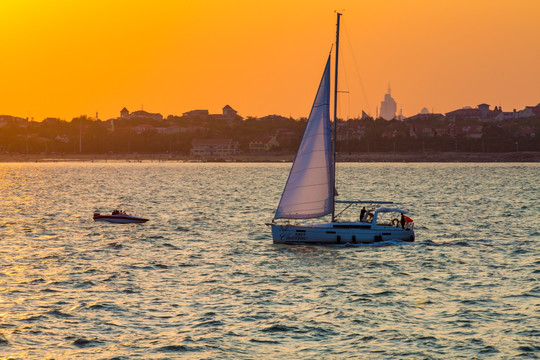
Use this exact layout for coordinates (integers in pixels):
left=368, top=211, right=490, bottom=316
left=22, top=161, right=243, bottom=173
left=274, top=56, right=334, bottom=219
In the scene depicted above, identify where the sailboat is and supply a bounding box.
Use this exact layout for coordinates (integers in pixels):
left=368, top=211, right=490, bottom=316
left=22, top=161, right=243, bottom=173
left=268, top=13, right=415, bottom=245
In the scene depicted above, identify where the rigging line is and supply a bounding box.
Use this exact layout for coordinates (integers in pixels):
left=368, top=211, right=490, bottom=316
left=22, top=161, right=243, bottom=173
left=342, top=19, right=371, bottom=117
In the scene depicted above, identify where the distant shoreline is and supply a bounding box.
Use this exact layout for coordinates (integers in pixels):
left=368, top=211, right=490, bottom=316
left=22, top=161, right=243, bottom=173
left=1, top=152, right=539, bottom=163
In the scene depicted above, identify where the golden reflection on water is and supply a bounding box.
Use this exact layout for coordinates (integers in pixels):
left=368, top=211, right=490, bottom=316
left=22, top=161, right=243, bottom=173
left=0, top=164, right=44, bottom=221
left=0, top=163, right=537, bottom=358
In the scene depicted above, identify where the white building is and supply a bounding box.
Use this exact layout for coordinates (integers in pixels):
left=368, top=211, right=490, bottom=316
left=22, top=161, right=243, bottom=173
left=191, top=139, right=239, bottom=157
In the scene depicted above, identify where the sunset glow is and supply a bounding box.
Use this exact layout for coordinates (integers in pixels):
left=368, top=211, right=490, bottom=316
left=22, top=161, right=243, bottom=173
left=1, top=0, right=539, bottom=121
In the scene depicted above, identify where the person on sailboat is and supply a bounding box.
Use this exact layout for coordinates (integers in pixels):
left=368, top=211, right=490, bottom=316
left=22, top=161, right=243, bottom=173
left=363, top=211, right=373, bottom=222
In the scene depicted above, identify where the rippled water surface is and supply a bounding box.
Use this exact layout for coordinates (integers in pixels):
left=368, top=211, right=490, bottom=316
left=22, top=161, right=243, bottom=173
left=0, top=162, right=538, bottom=359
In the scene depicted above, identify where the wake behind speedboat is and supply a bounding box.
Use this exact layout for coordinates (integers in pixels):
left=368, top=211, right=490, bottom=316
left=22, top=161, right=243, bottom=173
left=93, top=210, right=148, bottom=224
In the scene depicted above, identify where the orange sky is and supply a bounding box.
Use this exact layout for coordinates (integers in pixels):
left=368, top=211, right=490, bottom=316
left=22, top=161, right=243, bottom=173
left=1, top=0, right=539, bottom=121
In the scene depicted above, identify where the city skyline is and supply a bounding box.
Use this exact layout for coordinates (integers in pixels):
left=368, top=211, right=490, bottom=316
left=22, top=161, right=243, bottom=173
left=3, top=97, right=540, bottom=123
left=1, top=1, right=539, bottom=122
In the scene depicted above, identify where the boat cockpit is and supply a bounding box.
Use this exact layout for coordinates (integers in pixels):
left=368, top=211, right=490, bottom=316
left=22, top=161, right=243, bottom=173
left=335, top=201, right=414, bottom=230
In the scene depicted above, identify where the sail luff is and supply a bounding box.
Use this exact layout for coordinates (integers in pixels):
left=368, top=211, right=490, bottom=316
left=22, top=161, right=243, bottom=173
left=274, top=56, right=333, bottom=220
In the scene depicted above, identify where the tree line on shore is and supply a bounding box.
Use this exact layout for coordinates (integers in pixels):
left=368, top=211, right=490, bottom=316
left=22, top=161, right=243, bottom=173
left=0, top=113, right=538, bottom=155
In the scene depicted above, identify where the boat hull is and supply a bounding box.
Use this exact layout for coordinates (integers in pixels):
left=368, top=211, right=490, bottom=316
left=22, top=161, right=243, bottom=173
left=93, top=215, right=148, bottom=224
left=270, top=223, right=414, bottom=245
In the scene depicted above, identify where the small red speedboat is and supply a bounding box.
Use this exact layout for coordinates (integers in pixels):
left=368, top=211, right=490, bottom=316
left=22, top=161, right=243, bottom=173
left=93, top=210, right=148, bottom=224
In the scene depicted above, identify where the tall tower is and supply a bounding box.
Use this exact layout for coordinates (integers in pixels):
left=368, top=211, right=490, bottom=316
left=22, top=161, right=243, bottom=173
left=380, top=83, right=397, bottom=120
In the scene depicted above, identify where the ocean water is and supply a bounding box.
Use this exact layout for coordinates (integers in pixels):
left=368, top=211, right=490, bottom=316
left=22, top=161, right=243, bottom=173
left=0, top=162, right=538, bottom=359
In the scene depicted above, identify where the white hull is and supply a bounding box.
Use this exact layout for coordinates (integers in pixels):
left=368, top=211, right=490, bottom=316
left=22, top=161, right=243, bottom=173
left=93, top=214, right=148, bottom=224
left=271, top=222, right=414, bottom=245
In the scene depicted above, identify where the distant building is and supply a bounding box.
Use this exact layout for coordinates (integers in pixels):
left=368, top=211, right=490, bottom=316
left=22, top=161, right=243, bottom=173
left=458, top=125, right=483, bottom=139
left=183, top=110, right=209, bottom=118
left=120, top=107, right=163, bottom=121
left=408, top=123, right=453, bottom=138
left=249, top=136, right=279, bottom=152
left=130, top=110, right=163, bottom=121
left=405, top=110, right=446, bottom=138
left=133, top=124, right=157, bottom=134
left=445, top=103, right=503, bottom=121
left=42, top=118, right=63, bottom=125
left=446, top=106, right=481, bottom=121
left=120, top=107, right=129, bottom=118
left=380, top=85, right=397, bottom=120
left=396, top=106, right=405, bottom=121
left=518, top=104, right=540, bottom=118
left=477, top=103, right=491, bottom=118
left=222, top=105, right=238, bottom=119
left=336, top=122, right=365, bottom=141
left=183, top=105, right=243, bottom=121
left=0, top=115, right=28, bottom=128
left=405, top=111, right=445, bottom=122
left=494, top=110, right=517, bottom=121
left=55, top=135, right=69, bottom=143
left=191, top=138, right=239, bottom=157
left=156, top=126, right=184, bottom=135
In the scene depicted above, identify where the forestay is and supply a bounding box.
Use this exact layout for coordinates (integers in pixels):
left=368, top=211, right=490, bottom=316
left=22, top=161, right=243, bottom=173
left=274, top=56, right=334, bottom=219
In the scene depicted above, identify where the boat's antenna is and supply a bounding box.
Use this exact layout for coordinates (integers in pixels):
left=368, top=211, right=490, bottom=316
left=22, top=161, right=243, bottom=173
left=332, top=12, right=341, bottom=223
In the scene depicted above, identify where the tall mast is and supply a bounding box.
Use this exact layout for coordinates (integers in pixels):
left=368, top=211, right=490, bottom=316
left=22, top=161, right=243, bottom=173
left=331, top=12, right=341, bottom=222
